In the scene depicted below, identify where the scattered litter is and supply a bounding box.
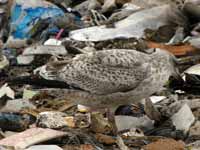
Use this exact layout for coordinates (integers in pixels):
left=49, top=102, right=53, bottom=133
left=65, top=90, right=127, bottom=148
left=0, top=99, right=36, bottom=112
left=0, top=112, right=36, bottom=131
left=116, top=136, right=130, bottom=150
left=189, top=121, right=200, bottom=137
left=0, top=128, right=67, bottom=149
left=0, top=0, right=200, bottom=149
left=144, top=98, right=161, bottom=121
left=167, top=27, right=185, bottom=45
left=25, top=145, right=63, bottom=150
left=23, top=89, right=39, bottom=100
left=90, top=112, right=112, bottom=134
left=70, top=5, right=187, bottom=41
left=22, top=45, right=67, bottom=56
left=0, top=0, right=8, bottom=4
left=77, top=104, right=90, bottom=113
left=147, top=41, right=197, bottom=56
left=149, top=96, right=166, bottom=104
left=10, top=0, right=64, bottom=40
left=186, top=141, right=200, bottom=150
left=0, top=55, right=9, bottom=70
left=17, top=55, right=34, bottom=65
left=37, top=111, right=69, bottom=129
left=62, top=144, right=97, bottom=150
left=95, top=133, right=116, bottom=145
left=0, top=84, right=15, bottom=100
left=189, top=37, right=200, bottom=49
left=44, top=38, right=62, bottom=46
left=143, top=138, right=185, bottom=150
left=122, top=128, right=144, bottom=137
left=183, top=64, right=200, bottom=80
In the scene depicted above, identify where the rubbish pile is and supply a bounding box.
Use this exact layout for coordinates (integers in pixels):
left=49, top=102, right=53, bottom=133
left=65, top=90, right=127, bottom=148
left=1, top=0, right=200, bottom=150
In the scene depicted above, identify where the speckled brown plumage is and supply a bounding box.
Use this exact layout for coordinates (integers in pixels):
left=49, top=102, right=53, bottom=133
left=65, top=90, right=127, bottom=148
left=36, top=49, right=177, bottom=109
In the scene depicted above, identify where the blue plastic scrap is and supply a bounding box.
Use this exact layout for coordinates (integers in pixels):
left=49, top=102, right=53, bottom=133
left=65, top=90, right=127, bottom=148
left=10, top=0, right=64, bottom=39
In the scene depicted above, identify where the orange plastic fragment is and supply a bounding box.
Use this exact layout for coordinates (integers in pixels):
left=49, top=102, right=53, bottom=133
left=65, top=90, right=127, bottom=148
left=147, top=41, right=197, bottom=56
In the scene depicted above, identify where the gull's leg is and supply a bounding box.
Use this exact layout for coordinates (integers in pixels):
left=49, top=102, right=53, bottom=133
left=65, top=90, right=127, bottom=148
left=106, top=108, right=118, bottom=136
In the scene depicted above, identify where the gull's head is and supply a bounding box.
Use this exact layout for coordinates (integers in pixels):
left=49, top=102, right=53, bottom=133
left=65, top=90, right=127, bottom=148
left=152, top=48, right=180, bottom=77
left=34, top=65, right=58, bottom=80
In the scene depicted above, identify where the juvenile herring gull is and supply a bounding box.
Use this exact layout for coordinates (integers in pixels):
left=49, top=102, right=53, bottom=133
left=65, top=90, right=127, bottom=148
left=35, top=48, right=178, bottom=110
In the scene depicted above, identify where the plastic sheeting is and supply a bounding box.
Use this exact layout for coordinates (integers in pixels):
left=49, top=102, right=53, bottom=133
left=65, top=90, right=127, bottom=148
left=10, top=0, right=64, bottom=39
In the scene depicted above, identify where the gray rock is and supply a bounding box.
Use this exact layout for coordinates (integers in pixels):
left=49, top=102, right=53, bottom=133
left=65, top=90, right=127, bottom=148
left=171, top=104, right=195, bottom=133
left=115, top=115, right=154, bottom=132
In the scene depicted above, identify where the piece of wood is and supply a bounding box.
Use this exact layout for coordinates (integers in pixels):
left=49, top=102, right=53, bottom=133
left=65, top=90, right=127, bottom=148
left=144, top=98, right=162, bottom=122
